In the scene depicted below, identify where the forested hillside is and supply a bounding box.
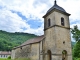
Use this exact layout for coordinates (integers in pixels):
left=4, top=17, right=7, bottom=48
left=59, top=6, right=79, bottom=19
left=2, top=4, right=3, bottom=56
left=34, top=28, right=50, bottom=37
left=0, top=30, right=37, bottom=51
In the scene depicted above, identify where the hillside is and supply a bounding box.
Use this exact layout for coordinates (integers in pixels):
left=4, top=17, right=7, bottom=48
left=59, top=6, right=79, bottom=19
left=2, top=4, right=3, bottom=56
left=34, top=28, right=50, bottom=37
left=0, top=30, right=75, bottom=51
left=0, top=30, right=37, bottom=51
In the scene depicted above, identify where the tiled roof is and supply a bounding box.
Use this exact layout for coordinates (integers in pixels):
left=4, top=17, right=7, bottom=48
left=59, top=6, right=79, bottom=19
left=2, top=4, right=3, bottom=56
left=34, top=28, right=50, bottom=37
left=47, top=2, right=66, bottom=14
left=0, top=51, right=11, bottom=55
left=13, top=35, right=44, bottom=49
left=47, top=0, right=67, bottom=14
left=21, top=35, right=44, bottom=46
left=43, top=0, right=70, bottom=18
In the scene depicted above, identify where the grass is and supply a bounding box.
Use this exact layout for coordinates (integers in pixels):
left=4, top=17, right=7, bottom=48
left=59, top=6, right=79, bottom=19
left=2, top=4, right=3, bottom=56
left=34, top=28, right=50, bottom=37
left=14, top=58, right=30, bottom=60
left=0, top=58, right=11, bottom=60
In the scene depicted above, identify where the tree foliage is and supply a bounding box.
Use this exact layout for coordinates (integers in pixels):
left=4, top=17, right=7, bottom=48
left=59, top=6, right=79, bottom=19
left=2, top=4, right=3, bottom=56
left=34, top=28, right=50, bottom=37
left=73, top=41, right=80, bottom=58
left=71, top=25, right=80, bottom=42
left=71, top=25, right=80, bottom=60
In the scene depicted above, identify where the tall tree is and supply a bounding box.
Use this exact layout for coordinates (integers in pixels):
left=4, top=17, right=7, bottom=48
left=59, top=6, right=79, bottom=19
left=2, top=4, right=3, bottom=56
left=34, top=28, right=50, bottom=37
left=71, top=25, right=80, bottom=59
left=71, top=25, right=80, bottom=42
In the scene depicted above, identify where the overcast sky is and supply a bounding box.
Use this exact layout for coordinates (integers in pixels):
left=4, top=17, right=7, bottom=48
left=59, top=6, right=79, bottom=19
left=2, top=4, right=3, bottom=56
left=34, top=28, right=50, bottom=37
left=0, top=0, right=80, bottom=36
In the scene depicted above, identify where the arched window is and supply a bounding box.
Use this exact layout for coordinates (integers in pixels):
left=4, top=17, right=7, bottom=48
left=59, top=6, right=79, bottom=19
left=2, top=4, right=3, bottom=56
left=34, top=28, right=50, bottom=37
left=61, top=17, right=64, bottom=26
left=62, top=50, right=67, bottom=60
left=48, top=18, right=51, bottom=27
left=47, top=50, right=51, bottom=60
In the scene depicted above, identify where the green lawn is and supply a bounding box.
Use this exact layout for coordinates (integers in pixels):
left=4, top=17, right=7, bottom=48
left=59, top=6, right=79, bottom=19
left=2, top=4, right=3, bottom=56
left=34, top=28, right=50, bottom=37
left=14, top=58, right=30, bottom=60
left=0, top=58, right=30, bottom=60
left=0, top=58, right=11, bottom=60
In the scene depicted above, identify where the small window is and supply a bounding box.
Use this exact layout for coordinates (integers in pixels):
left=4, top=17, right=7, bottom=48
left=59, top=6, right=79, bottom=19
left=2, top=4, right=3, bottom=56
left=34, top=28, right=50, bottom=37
left=48, top=19, right=51, bottom=27
left=1, top=55, right=2, bottom=57
left=62, top=50, right=67, bottom=60
left=61, top=17, right=64, bottom=26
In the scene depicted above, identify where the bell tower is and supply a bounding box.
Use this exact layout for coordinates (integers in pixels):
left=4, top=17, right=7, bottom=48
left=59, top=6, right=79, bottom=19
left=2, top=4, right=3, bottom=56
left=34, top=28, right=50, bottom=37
left=43, top=0, right=72, bottom=60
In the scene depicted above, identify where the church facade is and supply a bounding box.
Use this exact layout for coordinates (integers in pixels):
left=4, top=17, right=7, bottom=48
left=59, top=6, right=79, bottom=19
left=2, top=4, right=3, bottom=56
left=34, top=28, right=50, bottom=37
left=11, top=0, right=72, bottom=60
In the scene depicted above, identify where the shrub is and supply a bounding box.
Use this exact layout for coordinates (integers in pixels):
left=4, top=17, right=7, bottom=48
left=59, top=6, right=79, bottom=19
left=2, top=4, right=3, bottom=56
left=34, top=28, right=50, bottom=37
left=7, top=56, right=11, bottom=59
left=73, top=58, right=80, bottom=60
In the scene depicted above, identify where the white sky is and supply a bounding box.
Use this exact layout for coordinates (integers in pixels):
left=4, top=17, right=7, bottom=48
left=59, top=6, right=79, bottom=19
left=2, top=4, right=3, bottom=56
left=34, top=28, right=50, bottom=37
left=0, top=0, right=80, bottom=36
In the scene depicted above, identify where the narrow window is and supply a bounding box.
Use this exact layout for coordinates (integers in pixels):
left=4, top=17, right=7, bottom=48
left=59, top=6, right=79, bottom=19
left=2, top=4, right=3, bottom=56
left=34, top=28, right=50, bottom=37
left=61, top=17, right=64, bottom=26
left=48, top=19, right=51, bottom=27
left=47, top=50, right=51, bottom=60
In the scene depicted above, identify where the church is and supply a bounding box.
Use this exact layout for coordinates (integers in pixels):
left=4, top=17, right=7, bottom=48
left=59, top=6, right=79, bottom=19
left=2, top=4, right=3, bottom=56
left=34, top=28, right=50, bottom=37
left=11, top=0, right=72, bottom=60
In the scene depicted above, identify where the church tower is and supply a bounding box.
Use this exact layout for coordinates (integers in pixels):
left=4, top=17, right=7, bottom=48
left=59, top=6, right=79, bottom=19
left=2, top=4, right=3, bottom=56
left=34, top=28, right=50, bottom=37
left=42, top=0, right=72, bottom=60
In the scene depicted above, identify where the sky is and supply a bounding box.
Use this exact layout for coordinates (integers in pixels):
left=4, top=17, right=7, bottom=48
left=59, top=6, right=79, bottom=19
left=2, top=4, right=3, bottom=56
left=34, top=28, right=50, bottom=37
left=0, top=0, right=80, bottom=36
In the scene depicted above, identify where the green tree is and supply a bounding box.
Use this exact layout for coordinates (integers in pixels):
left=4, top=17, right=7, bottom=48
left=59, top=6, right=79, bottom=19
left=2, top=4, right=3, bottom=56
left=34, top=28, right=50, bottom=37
left=73, top=41, right=80, bottom=58
left=71, top=25, right=80, bottom=59
left=71, top=25, right=80, bottom=42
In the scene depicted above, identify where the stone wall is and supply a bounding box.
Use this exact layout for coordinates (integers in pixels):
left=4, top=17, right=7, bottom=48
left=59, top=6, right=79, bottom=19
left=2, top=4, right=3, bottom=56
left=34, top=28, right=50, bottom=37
left=11, top=45, right=31, bottom=59
left=30, top=43, right=39, bottom=60
left=11, top=49, right=15, bottom=59
left=11, top=43, right=40, bottom=60
left=43, top=10, right=72, bottom=60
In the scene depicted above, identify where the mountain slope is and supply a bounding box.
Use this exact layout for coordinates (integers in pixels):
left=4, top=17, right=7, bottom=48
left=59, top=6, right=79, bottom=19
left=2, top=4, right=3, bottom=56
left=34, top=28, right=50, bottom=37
left=0, top=30, right=37, bottom=51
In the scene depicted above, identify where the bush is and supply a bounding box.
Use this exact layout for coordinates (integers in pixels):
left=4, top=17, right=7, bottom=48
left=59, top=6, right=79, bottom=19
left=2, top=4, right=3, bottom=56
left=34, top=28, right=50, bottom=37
left=73, top=58, right=80, bottom=60
left=7, top=56, right=11, bottom=59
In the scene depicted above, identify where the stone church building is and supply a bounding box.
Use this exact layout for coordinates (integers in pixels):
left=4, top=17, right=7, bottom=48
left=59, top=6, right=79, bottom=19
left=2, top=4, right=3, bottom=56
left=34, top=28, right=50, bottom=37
left=11, top=0, right=72, bottom=60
